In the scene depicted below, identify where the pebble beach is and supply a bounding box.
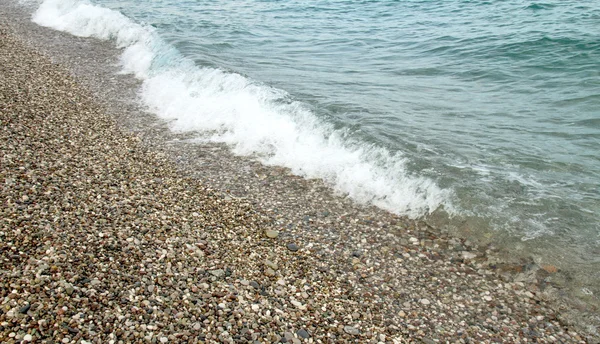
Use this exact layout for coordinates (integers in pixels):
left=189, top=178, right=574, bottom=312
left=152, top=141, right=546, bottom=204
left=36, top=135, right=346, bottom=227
left=1, top=9, right=599, bottom=344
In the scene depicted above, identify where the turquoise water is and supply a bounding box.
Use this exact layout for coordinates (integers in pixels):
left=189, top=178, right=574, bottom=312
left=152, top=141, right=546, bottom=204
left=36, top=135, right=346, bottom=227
left=29, top=0, right=599, bottom=290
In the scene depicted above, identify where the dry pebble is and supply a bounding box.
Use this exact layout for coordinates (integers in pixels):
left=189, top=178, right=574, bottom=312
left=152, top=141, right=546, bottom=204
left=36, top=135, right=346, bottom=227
left=265, top=229, right=279, bottom=238
left=0, top=7, right=599, bottom=344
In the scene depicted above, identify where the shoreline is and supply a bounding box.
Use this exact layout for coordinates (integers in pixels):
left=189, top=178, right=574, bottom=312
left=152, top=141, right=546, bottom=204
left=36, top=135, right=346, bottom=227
left=1, top=4, right=599, bottom=344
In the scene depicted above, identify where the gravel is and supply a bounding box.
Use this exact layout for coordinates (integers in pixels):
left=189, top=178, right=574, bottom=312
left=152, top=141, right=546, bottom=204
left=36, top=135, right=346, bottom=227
left=1, top=7, right=599, bottom=344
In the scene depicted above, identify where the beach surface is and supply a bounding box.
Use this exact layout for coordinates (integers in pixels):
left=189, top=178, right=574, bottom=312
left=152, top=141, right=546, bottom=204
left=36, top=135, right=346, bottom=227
left=0, top=10, right=598, bottom=344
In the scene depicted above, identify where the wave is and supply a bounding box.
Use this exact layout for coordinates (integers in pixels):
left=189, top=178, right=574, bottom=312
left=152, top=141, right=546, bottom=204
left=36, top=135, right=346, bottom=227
left=31, top=0, right=453, bottom=218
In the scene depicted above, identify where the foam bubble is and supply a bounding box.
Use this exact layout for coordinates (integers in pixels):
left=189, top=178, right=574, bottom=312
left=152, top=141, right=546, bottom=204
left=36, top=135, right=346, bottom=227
left=31, top=0, right=454, bottom=218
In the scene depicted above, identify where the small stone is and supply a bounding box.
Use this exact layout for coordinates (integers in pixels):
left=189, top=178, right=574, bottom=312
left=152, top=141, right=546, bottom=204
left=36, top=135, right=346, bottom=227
left=541, top=265, right=558, bottom=273
left=147, top=285, right=155, bottom=293
left=64, top=283, right=74, bottom=295
left=344, top=326, right=360, bottom=335
left=23, top=334, right=32, bottom=342
left=265, top=230, right=279, bottom=238
left=461, top=251, right=477, bottom=260
left=291, top=300, right=306, bottom=310
left=420, top=298, right=431, bottom=305
left=351, top=312, right=360, bottom=320
left=160, top=337, right=168, bottom=343
left=284, top=332, right=294, bottom=341
left=209, top=269, right=225, bottom=277
left=265, top=268, right=276, bottom=277
left=265, top=260, right=278, bottom=270
left=297, top=329, right=310, bottom=339
left=90, top=278, right=101, bottom=286
left=19, top=304, right=31, bottom=314
left=398, top=311, right=406, bottom=317
left=250, top=281, right=260, bottom=289
left=287, top=243, right=299, bottom=252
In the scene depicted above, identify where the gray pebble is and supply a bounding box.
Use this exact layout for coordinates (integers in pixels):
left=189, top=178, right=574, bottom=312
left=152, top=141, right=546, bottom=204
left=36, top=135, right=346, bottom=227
left=344, top=326, right=360, bottom=335
left=209, top=269, right=225, bottom=277
left=297, top=329, right=310, bottom=339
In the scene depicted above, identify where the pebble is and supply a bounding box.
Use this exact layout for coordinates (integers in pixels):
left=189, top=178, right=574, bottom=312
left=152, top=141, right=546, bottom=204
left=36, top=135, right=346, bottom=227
left=19, top=303, right=31, bottom=314
left=297, top=329, right=310, bottom=339
left=265, top=259, right=278, bottom=270
left=265, top=229, right=279, bottom=238
left=209, top=269, right=225, bottom=277
left=64, top=283, right=74, bottom=295
left=420, top=298, right=431, bottom=305
left=462, top=251, right=478, bottom=260
left=344, top=326, right=360, bottom=335
left=287, top=243, right=299, bottom=252
left=23, top=334, right=32, bottom=342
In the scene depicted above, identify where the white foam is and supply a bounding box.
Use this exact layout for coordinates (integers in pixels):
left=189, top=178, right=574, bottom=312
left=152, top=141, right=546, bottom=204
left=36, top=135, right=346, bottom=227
left=31, top=0, right=454, bottom=218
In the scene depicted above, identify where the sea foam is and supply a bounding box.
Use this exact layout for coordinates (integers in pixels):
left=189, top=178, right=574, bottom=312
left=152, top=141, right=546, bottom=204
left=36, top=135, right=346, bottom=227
left=32, top=0, right=453, bottom=218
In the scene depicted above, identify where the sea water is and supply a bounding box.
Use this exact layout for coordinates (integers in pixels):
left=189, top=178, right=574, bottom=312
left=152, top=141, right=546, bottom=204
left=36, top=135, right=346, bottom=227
left=24, top=0, right=600, bottom=295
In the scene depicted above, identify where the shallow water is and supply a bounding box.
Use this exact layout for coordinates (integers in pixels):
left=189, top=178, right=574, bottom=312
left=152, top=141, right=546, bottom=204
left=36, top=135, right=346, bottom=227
left=22, top=0, right=600, bottom=296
